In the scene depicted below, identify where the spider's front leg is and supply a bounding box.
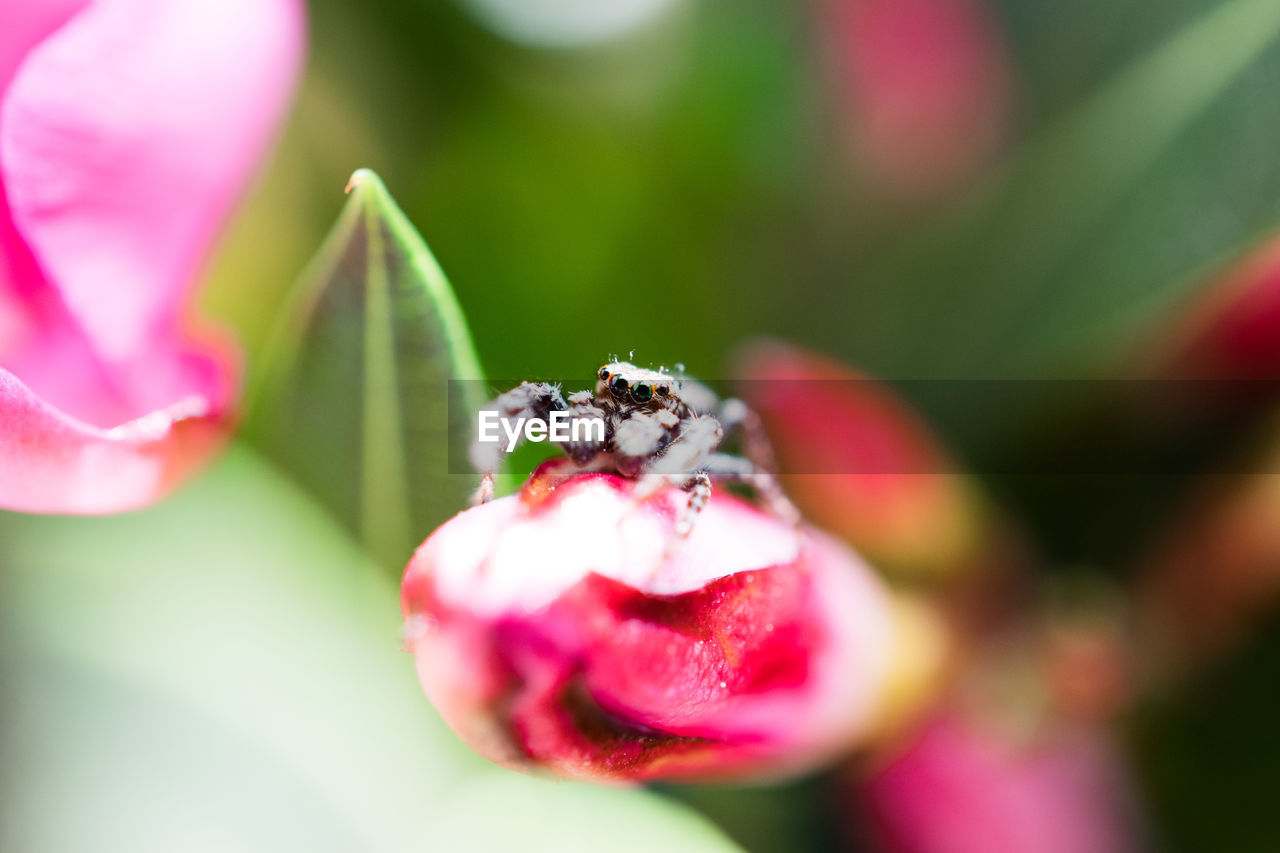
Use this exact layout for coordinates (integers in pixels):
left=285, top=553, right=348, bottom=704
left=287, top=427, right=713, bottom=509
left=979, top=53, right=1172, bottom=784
left=612, top=406, right=680, bottom=477
left=717, top=397, right=781, bottom=478
left=643, top=411, right=798, bottom=536
left=677, top=471, right=712, bottom=537
left=713, top=396, right=800, bottom=525
left=697, top=452, right=800, bottom=530
left=560, top=390, right=612, bottom=468
left=469, top=381, right=568, bottom=504
left=630, top=415, right=723, bottom=535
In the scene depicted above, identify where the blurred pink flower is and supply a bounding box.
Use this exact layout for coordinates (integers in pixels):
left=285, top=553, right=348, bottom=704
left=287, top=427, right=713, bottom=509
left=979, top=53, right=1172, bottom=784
left=858, top=711, right=1140, bottom=853
left=401, top=468, right=895, bottom=782
left=735, top=340, right=992, bottom=580
left=821, top=0, right=1012, bottom=200
left=0, top=0, right=304, bottom=513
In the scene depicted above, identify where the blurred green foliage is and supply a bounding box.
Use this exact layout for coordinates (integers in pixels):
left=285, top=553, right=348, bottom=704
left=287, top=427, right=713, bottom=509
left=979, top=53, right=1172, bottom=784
left=209, top=0, right=1280, bottom=459
left=9, top=0, right=1280, bottom=850
left=1133, top=609, right=1280, bottom=851
left=203, top=0, right=1280, bottom=569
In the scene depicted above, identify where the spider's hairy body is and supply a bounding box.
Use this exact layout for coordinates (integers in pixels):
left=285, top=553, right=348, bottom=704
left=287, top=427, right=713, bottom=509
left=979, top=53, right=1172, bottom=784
left=470, top=360, right=797, bottom=535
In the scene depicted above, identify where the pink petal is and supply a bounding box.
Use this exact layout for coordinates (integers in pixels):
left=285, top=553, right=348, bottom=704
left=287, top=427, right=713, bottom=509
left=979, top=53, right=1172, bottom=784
left=0, top=353, right=233, bottom=514
left=0, top=1, right=87, bottom=97
left=0, top=0, right=305, bottom=365
left=0, top=0, right=87, bottom=343
left=0, top=0, right=302, bottom=513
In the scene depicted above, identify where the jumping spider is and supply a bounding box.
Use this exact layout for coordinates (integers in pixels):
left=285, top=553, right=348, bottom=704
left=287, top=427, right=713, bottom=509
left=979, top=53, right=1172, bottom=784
left=469, top=361, right=797, bottom=535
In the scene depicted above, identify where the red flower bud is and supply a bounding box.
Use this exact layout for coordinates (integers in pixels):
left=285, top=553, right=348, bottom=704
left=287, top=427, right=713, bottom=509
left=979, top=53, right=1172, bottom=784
left=401, top=469, right=895, bottom=782
left=1146, top=235, right=1280, bottom=381
left=735, top=340, right=991, bottom=580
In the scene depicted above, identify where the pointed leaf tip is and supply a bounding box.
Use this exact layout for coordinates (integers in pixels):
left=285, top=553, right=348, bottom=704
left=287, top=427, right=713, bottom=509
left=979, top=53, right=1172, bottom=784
left=345, top=168, right=380, bottom=194
left=251, top=168, right=487, bottom=571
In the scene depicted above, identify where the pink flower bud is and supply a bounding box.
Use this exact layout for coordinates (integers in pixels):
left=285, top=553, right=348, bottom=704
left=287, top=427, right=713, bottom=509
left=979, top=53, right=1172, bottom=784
left=401, top=469, right=896, bottom=782
left=735, top=340, right=992, bottom=580
left=820, top=0, right=1013, bottom=200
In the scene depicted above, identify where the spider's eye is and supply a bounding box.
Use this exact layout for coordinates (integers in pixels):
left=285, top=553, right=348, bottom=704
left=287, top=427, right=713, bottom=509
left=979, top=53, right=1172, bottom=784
left=598, top=367, right=610, bottom=381
left=610, top=376, right=629, bottom=396
left=632, top=384, right=653, bottom=403
left=656, top=385, right=670, bottom=397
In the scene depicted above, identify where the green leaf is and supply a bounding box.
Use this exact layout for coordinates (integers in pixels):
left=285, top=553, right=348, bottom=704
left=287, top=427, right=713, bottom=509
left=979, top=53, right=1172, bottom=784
left=433, top=774, right=745, bottom=853
left=0, top=446, right=745, bottom=853
left=846, top=0, right=1280, bottom=379
left=0, top=445, right=747, bottom=850
left=248, top=169, right=486, bottom=570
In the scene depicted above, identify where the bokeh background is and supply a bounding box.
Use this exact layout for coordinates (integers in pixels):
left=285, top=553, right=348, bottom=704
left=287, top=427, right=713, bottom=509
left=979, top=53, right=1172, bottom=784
left=6, top=0, right=1280, bottom=850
